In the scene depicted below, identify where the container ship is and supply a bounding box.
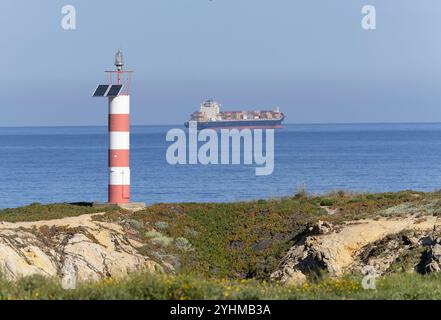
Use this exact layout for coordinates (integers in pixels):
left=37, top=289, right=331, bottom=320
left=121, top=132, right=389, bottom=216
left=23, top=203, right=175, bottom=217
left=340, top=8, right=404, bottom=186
left=184, top=100, right=285, bottom=129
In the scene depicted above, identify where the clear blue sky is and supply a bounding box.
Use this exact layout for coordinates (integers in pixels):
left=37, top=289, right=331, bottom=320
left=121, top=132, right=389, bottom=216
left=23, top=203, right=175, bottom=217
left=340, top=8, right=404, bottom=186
left=1, top=0, right=441, bottom=126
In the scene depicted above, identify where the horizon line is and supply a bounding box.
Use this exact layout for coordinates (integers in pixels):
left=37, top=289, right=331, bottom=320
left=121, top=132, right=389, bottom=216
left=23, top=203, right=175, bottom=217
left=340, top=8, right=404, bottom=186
left=2, top=121, right=441, bottom=129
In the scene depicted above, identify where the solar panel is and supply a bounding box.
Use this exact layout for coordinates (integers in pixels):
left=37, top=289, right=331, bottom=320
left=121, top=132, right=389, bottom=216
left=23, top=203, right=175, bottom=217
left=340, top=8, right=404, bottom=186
left=93, top=85, right=110, bottom=97
left=106, top=85, right=123, bottom=97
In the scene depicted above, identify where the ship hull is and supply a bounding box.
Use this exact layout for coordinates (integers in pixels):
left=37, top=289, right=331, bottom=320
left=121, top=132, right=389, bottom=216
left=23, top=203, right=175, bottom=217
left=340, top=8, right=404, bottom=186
left=184, top=118, right=284, bottom=129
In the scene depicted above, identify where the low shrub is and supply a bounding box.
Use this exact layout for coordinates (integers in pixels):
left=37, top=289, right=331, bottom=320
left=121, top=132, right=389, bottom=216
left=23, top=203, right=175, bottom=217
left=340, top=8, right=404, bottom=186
left=151, top=235, right=174, bottom=248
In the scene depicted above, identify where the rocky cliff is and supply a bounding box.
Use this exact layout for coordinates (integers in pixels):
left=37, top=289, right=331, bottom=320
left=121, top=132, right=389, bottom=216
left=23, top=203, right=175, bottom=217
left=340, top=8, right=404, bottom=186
left=0, top=212, right=165, bottom=287
left=271, top=211, right=441, bottom=286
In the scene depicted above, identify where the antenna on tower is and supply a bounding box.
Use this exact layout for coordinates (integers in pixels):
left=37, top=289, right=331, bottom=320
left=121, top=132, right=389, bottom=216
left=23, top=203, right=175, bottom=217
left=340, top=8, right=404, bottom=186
left=115, top=50, right=124, bottom=71
left=115, top=50, right=124, bottom=84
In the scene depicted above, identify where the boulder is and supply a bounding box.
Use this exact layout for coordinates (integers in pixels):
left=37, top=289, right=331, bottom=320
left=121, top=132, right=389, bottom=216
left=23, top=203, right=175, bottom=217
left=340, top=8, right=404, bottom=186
left=425, top=243, right=441, bottom=273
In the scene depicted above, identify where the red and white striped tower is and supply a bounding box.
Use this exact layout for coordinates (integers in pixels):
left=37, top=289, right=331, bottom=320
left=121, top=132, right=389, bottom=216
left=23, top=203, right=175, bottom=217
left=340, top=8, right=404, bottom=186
left=93, top=51, right=134, bottom=204
left=108, top=51, right=130, bottom=204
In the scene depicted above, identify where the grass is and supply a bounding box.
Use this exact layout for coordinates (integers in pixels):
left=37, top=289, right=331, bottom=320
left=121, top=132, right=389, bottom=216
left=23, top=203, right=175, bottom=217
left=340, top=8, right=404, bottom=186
left=2, top=272, right=441, bottom=300
left=315, top=190, right=434, bottom=223
left=0, top=202, right=114, bottom=222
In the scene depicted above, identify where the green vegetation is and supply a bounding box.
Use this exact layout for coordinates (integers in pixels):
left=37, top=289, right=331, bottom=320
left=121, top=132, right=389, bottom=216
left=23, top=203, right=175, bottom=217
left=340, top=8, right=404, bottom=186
left=2, top=272, right=441, bottom=300
left=97, top=198, right=325, bottom=279
left=316, top=190, right=440, bottom=223
left=0, top=203, right=113, bottom=222
left=95, top=190, right=434, bottom=280
left=2, top=190, right=441, bottom=300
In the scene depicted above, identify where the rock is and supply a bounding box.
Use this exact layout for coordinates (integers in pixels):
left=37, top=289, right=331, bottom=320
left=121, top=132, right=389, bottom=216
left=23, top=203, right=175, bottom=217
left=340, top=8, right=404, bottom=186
left=431, top=244, right=441, bottom=256
left=272, top=214, right=441, bottom=285
left=402, top=234, right=419, bottom=246
left=270, top=243, right=309, bottom=286
left=272, top=269, right=306, bottom=287
left=308, top=220, right=334, bottom=235
left=425, top=261, right=440, bottom=273
left=117, top=202, right=146, bottom=212
left=420, top=236, right=434, bottom=246
left=0, top=213, right=168, bottom=283
left=425, top=244, right=441, bottom=273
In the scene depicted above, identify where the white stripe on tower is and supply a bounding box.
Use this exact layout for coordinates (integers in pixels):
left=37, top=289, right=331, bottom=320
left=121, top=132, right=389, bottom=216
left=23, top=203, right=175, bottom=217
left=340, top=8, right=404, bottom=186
left=109, top=132, right=130, bottom=149
left=108, top=95, right=130, bottom=204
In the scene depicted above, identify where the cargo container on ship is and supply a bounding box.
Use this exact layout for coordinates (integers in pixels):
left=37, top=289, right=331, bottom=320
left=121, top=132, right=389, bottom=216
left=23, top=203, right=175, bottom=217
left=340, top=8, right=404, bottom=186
left=184, top=100, right=285, bottom=129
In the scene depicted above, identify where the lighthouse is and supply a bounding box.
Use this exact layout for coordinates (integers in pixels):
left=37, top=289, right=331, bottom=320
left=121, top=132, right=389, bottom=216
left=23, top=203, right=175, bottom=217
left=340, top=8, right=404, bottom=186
left=93, top=51, right=135, bottom=206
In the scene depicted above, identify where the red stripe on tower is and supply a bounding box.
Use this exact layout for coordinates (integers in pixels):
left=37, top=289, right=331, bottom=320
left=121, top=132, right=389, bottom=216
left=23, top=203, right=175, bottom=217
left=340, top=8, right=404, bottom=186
left=109, top=114, right=130, bottom=131
left=108, top=149, right=130, bottom=167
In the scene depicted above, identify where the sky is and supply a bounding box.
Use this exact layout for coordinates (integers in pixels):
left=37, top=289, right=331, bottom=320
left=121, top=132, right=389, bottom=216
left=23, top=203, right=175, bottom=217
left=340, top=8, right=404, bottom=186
left=1, top=0, right=441, bottom=126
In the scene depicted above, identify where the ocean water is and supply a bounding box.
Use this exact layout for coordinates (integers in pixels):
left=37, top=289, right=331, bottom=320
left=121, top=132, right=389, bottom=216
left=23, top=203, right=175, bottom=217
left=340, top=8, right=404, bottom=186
left=1, top=123, right=441, bottom=209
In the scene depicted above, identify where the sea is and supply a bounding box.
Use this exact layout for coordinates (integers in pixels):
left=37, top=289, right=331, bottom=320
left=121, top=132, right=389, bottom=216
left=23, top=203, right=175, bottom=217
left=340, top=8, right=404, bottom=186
left=1, top=123, right=441, bottom=209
